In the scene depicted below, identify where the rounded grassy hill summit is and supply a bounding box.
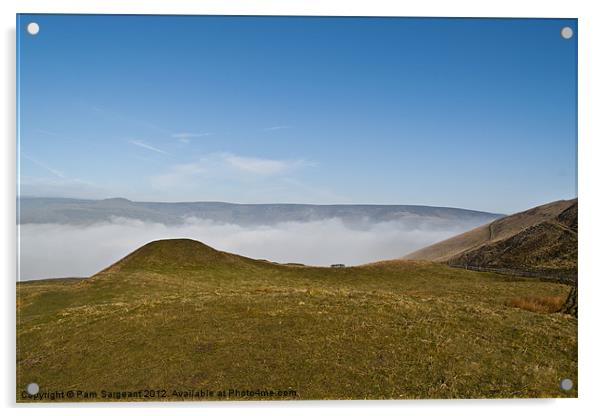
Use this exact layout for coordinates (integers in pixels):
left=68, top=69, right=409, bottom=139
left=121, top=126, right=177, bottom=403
left=97, top=238, right=254, bottom=274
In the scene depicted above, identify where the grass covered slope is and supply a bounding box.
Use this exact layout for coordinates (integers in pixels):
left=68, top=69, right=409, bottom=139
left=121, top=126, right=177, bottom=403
left=17, top=239, right=577, bottom=401
left=404, top=199, right=577, bottom=279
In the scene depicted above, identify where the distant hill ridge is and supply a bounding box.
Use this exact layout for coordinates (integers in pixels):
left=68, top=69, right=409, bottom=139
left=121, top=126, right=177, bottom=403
left=18, top=197, right=502, bottom=227
left=404, top=199, right=577, bottom=280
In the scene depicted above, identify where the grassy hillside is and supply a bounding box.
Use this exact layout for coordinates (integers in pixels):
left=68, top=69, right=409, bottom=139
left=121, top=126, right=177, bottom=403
left=404, top=199, right=577, bottom=279
left=17, top=239, right=577, bottom=401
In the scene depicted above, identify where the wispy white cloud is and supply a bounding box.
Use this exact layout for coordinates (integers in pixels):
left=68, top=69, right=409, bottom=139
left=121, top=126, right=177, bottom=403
left=151, top=152, right=313, bottom=192
left=88, top=103, right=173, bottom=135
left=264, top=125, right=292, bottom=131
left=22, top=154, right=66, bottom=179
left=171, top=132, right=213, bottom=144
left=20, top=152, right=109, bottom=198
left=151, top=162, right=207, bottom=188
left=171, top=132, right=213, bottom=139
left=223, top=154, right=305, bottom=175
left=130, top=140, right=168, bottom=155
left=33, top=128, right=60, bottom=137
left=19, top=176, right=108, bottom=199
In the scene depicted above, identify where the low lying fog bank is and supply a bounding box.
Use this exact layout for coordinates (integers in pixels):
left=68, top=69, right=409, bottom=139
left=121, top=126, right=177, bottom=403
left=18, top=217, right=472, bottom=280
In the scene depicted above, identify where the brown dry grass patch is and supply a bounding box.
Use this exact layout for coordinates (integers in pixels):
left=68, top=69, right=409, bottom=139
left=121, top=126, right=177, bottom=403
left=506, top=295, right=565, bottom=313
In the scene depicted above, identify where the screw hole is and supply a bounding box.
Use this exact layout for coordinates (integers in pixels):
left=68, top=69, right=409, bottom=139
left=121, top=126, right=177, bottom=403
left=560, top=27, right=573, bottom=40
left=560, top=378, right=573, bottom=391
left=26, top=22, right=40, bottom=36
left=26, top=382, right=39, bottom=395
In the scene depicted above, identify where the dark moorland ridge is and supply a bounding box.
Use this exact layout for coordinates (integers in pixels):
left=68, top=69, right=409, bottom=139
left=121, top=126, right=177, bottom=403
left=17, top=196, right=503, bottom=227
left=404, top=199, right=577, bottom=280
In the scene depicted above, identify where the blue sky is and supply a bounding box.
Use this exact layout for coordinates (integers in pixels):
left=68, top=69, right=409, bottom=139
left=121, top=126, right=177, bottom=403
left=17, top=15, right=577, bottom=214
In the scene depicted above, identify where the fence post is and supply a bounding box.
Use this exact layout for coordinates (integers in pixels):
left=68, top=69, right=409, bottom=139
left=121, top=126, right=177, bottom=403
left=559, top=283, right=577, bottom=318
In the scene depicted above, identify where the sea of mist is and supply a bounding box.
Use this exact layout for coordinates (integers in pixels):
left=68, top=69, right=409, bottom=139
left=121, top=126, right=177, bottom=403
left=18, top=217, right=472, bottom=280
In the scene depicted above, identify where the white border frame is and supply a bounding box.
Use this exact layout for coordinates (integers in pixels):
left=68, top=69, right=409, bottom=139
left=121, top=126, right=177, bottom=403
left=2, top=1, right=600, bottom=415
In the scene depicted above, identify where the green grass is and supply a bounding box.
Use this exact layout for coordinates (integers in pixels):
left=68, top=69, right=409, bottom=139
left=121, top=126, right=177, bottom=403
left=17, top=239, right=577, bottom=401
